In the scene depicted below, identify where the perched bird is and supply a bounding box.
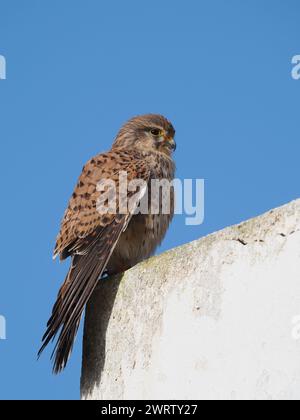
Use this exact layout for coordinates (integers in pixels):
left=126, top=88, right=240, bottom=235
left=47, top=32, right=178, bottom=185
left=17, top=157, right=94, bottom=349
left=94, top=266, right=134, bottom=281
left=38, top=114, right=176, bottom=373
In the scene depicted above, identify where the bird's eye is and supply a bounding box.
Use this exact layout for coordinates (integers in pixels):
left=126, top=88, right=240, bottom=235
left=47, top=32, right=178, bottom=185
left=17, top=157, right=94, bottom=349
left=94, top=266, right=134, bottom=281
left=150, top=128, right=162, bottom=137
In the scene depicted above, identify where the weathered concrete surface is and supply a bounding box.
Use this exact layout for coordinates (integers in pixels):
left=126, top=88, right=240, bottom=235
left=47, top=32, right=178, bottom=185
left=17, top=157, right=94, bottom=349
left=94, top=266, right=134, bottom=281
left=81, top=199, right=300, bottom=400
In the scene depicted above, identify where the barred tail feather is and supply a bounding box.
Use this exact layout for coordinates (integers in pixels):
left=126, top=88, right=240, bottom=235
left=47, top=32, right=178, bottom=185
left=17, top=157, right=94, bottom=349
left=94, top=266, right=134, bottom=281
left=38, top=220, right=126, bottom=373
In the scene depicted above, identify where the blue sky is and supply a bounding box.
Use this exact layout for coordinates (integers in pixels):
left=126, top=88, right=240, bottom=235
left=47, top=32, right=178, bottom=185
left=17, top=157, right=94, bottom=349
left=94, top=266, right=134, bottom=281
left=0, top=0, right=299, bottom=400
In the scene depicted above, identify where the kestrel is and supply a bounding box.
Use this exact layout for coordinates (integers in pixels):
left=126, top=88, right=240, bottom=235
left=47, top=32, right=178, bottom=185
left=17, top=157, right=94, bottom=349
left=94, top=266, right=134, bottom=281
left=38, top=114, right=176, bottom=373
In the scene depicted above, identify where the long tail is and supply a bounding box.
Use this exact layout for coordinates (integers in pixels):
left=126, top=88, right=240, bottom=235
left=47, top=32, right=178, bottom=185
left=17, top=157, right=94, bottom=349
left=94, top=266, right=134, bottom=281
left=38, top=251, right=104, bottom=373
left=38, top=221, right=126, bottom=373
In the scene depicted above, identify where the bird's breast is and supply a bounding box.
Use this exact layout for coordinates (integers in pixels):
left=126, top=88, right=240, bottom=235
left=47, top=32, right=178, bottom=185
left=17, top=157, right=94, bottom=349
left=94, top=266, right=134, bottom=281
left=106, top=153, right=175, bottom=275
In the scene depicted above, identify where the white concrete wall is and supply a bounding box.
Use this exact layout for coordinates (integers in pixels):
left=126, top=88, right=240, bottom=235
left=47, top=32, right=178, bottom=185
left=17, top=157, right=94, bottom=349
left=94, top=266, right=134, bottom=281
left=81, top=199, right=300, bottom=400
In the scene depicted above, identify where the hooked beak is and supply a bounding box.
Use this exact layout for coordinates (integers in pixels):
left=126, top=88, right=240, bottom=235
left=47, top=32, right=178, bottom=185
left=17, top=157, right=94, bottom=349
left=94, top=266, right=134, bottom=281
left=164, top=135, right=177, bottom=152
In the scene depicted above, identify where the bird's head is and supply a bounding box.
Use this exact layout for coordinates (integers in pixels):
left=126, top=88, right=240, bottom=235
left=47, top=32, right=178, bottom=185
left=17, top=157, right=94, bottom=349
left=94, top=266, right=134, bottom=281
left=112, top=114, right=176, bottom=156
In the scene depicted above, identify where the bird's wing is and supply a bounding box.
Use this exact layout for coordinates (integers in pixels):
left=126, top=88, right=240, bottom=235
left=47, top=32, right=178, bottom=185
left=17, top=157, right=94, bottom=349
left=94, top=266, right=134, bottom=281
left=39, top=150, right=151, bottom=373
left=54, top=151, right=130, bottom=260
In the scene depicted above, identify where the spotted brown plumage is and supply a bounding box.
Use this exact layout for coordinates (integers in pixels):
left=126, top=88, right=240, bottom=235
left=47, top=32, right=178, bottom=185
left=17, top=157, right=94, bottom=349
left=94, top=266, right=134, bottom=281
left=38, top=114, right=176, bottom=373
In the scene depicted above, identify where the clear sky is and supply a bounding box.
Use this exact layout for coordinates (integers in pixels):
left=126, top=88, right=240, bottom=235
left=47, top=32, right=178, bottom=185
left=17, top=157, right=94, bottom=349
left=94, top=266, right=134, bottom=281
left=0, top=0, right=299, bottom=400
